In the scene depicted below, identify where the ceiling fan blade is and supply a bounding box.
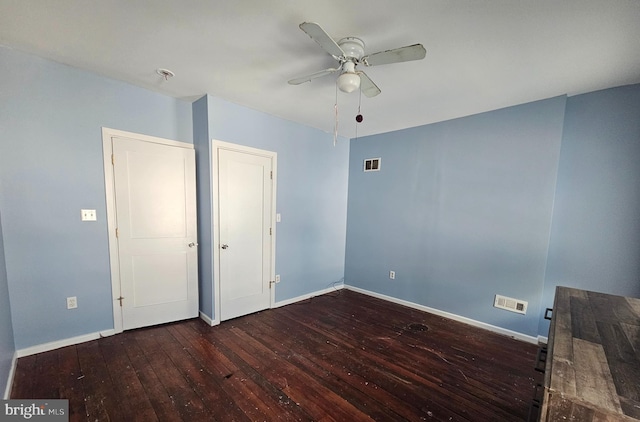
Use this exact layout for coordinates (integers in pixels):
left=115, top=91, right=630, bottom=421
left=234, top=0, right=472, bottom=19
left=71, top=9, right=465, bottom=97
left=362, top=44, right=426, bottom=67
left=358, top=71, right=381, bottom=98
left=299, top=22, right=345, bottom=59
left=288, top=67, right=341, bottom=85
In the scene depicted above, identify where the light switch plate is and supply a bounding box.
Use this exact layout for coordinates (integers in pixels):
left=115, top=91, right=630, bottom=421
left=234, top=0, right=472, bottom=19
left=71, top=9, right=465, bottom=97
left=67, top=296, right=77, bottom=309
left=81, top=209, right=97, bottom=221
left=276, top=213, right=281, bottom=222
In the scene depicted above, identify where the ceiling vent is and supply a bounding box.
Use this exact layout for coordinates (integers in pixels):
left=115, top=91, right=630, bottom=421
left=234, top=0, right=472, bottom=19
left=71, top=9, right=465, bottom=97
left=494, top=294, right=528, bottom=314
left=364, top=158, right=381, bottom=172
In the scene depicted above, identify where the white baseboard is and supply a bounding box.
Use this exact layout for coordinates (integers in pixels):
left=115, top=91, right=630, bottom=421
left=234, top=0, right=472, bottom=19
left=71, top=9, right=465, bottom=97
left=345, top=285, right=539, bottom=345
left=199, top=311, right=218, bottom=326
left=12, top=284, right=540, bottom=361
left=3, top=351, right=17, bottom=399
left=274, top=284, right=345, bottom=308
left=16, top=329, right=117, bottom=358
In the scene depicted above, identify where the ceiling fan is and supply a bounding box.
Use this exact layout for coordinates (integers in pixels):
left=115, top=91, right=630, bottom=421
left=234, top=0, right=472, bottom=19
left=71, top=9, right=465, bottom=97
left=288, top=22, right=426, bottom=97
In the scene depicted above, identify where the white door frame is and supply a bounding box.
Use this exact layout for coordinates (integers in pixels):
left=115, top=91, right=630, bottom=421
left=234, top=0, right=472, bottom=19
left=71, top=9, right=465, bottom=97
left=102, top=127, right=196, bottom=333
left=212, top=140, right=277, bottom=323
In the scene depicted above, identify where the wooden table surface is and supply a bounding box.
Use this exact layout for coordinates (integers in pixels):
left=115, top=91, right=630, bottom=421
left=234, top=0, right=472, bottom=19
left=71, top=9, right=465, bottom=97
left=542, top=286, right=640, bottom=421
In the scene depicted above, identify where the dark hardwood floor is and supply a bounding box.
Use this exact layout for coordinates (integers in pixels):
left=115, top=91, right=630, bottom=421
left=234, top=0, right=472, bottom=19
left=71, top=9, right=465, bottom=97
left=11, top=290, right=541, bottom=421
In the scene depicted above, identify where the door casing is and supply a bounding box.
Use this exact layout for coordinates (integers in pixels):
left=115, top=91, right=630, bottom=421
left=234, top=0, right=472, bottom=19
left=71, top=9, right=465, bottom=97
left=212, top=140, right=277, bottom=323
left=102, top=127, right=197, bottom=333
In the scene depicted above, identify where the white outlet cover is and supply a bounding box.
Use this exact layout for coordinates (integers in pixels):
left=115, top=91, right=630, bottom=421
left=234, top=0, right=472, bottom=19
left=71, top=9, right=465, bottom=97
left=81, top=209, right=97, bottom=221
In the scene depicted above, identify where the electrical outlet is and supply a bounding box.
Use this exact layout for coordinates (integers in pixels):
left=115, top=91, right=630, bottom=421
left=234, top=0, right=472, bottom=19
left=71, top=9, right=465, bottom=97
left=67, top=296, right=78, bottom=309
left=81, top=209, right=97, bottom=221
left=389, top=271, right=395, bottom=280
left=275, top=274, right=281, bottom=283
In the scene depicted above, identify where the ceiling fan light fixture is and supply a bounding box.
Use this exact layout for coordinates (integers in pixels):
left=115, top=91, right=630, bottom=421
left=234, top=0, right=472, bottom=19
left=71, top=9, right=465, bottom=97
left=290, top=22, right=425, bottom=98
left=337, top=72, right=360, bottom=93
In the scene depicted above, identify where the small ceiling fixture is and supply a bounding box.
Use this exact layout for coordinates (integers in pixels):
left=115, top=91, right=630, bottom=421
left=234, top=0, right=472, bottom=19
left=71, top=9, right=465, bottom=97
left=156, top=68, right=175, bottom=80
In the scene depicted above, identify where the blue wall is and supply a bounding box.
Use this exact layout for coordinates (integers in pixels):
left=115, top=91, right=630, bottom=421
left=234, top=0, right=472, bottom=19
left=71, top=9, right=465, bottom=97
left=192, top=96, right=214, bottom=318
left=2, top=42, right=638, bottom=355
left=0, top=46, right=193, bottom=349
left=346, top=97, right=567, bottom=337
left=0, top=45, right=347, bottom=350
left=195, top=95, right=349, bottom=318
left=539, top=84, right=640, bottom=335
left=0, top=209, right=16, bottom=397
left=346, top=85, right=640, bottom=339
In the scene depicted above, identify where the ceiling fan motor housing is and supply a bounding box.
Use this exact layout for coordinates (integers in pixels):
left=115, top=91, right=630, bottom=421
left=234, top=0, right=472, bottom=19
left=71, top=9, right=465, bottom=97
left=338, top=37, right=365, bottom=61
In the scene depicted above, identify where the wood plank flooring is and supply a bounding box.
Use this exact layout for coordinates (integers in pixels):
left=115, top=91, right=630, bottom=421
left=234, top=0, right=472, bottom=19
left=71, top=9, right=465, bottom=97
left=11, top=290, right=541, bottom=421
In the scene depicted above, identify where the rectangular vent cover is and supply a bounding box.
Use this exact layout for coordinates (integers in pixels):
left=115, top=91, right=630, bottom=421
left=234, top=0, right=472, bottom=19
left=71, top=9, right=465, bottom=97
left=364, top=158, right=381, bottom=172
left=494, top=294, right=528, bottom=314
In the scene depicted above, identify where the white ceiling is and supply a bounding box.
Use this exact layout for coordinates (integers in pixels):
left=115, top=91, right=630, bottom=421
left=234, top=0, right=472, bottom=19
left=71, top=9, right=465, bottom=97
left=1, top=0, right=640, bottom=138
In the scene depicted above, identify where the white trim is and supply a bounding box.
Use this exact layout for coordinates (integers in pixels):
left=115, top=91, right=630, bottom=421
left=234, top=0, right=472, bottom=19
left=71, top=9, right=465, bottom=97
left=102, top=127, right=194, bottom=334
left=211, top=140, right=277, bottom=323
left=537, top=335, right=548, bottom=344
left=16, top=329, right=117, bottom=358
left=199, top=311, right=218, bottom=327
left=344, top=285, right=539, bottom=344
left=102, top=129, right=122, bottom=334
left=274, top=284, right=345, bottom=308
left=3, top=351, right=17, bottom=399
left=207, top=137, right=216, bottom=326
left=102, top=127, right=193, bottom=149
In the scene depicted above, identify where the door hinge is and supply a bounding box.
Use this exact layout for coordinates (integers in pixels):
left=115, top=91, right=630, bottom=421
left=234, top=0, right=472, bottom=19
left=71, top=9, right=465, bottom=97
left=270, top=170, right=273, bottom=180
left=270, top=227, right=272, bottom=235
left=115, top=228, right=119, bottom=238
left=111, top=154, right=115, bottom=165
left=116, top=296, right=124, bottom=307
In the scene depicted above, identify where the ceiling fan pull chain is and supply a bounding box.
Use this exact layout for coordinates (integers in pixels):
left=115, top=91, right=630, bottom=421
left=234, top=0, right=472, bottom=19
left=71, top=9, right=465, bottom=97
left=355, top=86, right=362, bottom=140
left=333, top=81, right=339, bottom=146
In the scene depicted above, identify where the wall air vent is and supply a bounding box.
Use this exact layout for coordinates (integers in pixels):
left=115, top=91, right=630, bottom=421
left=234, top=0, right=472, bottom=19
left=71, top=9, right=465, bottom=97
left=494, top=294, right=528, bottom=315
left=364, top=158, right=381, bottom=172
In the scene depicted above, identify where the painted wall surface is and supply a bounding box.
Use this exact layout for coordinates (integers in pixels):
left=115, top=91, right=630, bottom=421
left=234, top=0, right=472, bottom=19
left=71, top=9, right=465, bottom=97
left=540, top=84, right=640, bottom=335
left=192, top=96, right=214, bottom=319
left=199, top=95, right=349, bottom=312
left=345, top=97, right=567, bottom=337
left=2, top=43, right=637, bottom=352
left=0, top=47, right=193, bottom=349
left=0, top=209, right=16, bottom=397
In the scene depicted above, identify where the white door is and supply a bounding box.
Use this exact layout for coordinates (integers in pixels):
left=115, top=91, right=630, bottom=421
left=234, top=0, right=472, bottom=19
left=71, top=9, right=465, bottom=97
left=217, top=145, right=275, bottom=321
left=111, top=135, right=198, bottom=330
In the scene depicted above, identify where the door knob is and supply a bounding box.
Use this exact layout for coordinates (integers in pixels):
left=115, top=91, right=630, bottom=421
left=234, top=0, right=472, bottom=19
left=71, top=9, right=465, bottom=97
left=221, top=244, right=229, bottom=249
left=188, top=242, right=198, bottom=248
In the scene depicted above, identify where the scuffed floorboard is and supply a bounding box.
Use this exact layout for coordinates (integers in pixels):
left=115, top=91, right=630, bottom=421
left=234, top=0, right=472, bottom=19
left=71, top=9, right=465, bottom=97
left=11, top=290, right=541, bottom=421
